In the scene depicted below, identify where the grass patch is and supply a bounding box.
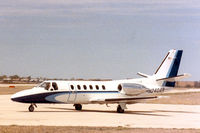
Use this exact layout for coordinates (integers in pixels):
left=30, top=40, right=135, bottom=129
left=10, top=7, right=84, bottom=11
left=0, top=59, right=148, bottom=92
left=0, top=126, right=199, bottom=133
left=0, top=85, right=35, bottom=95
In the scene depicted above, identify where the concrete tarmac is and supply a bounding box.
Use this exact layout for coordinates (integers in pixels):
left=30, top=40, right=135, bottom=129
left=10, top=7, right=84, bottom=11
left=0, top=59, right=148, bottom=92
left=0, top=95, right=200, bottom=128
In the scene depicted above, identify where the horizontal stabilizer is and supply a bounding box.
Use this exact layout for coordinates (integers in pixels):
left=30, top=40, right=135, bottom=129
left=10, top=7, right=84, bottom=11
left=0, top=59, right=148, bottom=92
left=137, top=72, right=150, bottom=78
left=156, top=73, right=191, bottom=82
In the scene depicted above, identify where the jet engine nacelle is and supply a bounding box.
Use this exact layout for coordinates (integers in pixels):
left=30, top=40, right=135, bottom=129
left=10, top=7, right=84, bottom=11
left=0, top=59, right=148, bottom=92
left=118, top=83, right=147, bottom=95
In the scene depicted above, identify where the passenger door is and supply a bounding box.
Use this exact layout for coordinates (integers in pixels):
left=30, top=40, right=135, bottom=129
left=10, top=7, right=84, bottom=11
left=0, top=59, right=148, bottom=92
left=67, top=84, right=77, bottom=103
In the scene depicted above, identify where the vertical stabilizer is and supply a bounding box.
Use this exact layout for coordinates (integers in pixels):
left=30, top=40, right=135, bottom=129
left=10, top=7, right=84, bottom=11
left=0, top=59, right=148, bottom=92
left=154, top=49, right=183, bottom=87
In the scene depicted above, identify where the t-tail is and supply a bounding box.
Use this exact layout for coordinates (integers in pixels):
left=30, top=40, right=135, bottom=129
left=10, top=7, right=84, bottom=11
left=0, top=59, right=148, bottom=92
left=137, top=49, right=190, bottom=87
left=154, top=49, right=190, bottom=87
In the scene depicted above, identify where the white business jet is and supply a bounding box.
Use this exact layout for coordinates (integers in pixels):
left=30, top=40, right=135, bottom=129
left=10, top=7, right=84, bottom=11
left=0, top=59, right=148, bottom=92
left=11, top=49, right=190, bottom=113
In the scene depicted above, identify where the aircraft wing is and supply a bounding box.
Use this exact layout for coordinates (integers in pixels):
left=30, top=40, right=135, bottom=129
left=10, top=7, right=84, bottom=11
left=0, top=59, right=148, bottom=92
left=156, top=73, right=191, bottom=82
left=90, top=96, right=157, bottom=104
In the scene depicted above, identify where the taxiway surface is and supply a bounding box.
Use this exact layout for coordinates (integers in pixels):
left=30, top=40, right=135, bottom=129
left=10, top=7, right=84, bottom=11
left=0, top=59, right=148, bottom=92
left=0, top=95, right=200, bottom=128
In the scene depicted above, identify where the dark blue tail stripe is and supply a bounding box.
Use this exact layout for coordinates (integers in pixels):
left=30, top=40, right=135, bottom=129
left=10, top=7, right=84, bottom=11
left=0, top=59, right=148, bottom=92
left=164, top=50, right=183, bottom=87
left=167, top=50, right=183, bottom=77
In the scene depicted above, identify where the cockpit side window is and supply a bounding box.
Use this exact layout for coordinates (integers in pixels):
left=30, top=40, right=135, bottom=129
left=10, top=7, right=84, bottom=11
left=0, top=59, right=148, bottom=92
left=39, top=82, right=50, bottom=90
left=52, top=82, right=58, bottom=90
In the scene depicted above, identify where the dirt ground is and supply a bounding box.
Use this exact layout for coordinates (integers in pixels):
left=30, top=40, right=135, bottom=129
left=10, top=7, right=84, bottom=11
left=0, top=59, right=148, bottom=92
left=0, top=126, right=199, bottom=133
left=1, top=86, right=200, bottom=132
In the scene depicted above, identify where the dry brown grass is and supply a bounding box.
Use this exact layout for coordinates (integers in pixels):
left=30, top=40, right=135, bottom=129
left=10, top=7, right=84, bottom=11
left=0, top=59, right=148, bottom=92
left=0, top=126, right=199, bottom=133
left=146, top=92, right=200, bottom=105
left=0, top=86, right=35, bottom=95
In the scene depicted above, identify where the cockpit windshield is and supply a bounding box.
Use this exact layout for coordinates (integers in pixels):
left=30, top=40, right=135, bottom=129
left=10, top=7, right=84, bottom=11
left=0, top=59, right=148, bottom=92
left=39, top=82, right=50, bottom=90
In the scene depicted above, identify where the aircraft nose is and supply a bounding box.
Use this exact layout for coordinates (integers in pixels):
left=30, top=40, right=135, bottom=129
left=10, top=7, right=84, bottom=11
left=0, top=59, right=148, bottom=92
left=10, top=90, right=29, bottom=103
left=11, top=97, right=17, bottom=102
left=11, top=93, right=20, bottom=102
left=10, top=89, right=38, bottom=103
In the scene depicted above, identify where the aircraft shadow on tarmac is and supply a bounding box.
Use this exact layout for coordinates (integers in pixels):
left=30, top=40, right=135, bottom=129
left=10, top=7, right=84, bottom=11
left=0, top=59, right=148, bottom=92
left=153, top=109, right=198, bottom=114
left=19, top=107, right=172, bottom=116
left=18, top=107, right=198, bottom=116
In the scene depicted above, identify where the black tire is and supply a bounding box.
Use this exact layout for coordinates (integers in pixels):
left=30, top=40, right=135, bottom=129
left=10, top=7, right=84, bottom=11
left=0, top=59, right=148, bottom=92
left=74, top=104, right=82, bottom=110
left=117, top=105, right=124, bottom=113
left=28, top=105, right=34, bottom=112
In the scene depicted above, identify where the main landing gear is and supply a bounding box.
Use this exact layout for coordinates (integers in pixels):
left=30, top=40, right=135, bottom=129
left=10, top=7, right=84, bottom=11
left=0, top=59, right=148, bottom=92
left=117, top=103, right=127, bottom=113
left=117, top=105, right=124, bottom=113
left=28, top=103, right=37, bottom=112
left=74, top=104, right=82, bottom=110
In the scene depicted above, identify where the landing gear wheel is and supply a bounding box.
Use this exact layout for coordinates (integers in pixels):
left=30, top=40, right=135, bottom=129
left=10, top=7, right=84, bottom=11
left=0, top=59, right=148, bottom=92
left=28, top=105, right=34, bottom=112
left=117, top=105, right=124, bottom=113
left=74, top=104, right=82, bottom=110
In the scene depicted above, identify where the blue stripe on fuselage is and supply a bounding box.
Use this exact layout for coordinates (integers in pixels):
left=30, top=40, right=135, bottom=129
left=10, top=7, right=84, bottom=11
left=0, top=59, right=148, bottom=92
left=11, top=91, right=119, bottom=103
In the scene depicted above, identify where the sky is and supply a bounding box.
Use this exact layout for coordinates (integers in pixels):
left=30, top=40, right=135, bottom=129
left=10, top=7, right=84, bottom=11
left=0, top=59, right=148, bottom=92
left=0, top=0, right=200, bottom=80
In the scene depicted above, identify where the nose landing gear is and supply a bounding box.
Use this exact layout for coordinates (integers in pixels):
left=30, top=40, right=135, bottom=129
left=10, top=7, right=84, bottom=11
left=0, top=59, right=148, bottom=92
left=28, top=103, right=37, bottom=112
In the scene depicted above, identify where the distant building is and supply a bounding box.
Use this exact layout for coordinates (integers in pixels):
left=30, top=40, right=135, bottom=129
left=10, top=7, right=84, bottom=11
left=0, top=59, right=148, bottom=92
left=12, top=78, right=20, bottom=82
left=29, top=78, right=39, bottom=82
left=20, top=77, right=29, bottom=82
left=3, top=77, right=12, bottom=83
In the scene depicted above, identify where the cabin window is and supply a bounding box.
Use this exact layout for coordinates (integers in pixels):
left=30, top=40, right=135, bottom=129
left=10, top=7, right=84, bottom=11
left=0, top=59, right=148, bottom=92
left=83, top=85, right=87, bottom=90
left=77, top=85, right=81, bottom=90
left=89, top=85, right=93, bottom=90
left=118, top=84, right=122, bottom=91
left=70, top=85, right=74, bottom=90
left=95, top=85, right=99, bottom=90
left=52, top=82, right=58, bottom=90
left=102, top=85, right=106, bottom=90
